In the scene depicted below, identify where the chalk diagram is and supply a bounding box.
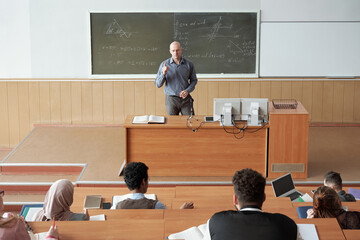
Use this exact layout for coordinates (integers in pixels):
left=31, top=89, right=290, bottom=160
left=227, top=40, right=244, bottom=54
left=105, top=19, right=133, bottom=39
left=207, top=16, right=233, bottom=42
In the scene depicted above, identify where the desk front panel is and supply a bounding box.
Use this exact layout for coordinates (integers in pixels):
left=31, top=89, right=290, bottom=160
left=126, top=126, right=267, bottom=177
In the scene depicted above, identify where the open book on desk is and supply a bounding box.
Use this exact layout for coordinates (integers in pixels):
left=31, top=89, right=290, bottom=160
left=132, top=115, right=165, bottom=124
left=111, top=193, right=157, bottom=209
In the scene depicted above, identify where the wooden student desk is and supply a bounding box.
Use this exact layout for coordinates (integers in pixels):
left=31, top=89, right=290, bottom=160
left=29, top=219, right=165, bottom=240
left=123, top=101, right=309, bottom=178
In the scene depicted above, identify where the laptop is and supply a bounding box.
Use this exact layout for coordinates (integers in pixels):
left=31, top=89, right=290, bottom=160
left=271, top=173, right=303, bottom=201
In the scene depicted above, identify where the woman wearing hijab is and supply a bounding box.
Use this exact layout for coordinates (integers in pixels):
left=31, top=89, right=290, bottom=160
left=34, top=179, right=88, bottom=221
left=0, top=190, right=58, bottom=240
left=307, top=186, right=360, bottom=229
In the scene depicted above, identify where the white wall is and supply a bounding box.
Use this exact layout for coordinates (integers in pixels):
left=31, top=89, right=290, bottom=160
left=1, top=0, right=360, bottom=78
left=0, top=0, right=31, bottom=77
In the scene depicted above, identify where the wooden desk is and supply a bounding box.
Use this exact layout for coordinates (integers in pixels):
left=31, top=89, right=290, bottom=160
left=124, top=115, right=268, bottom=177
left=29, top=219, right=165, bottom=240
left=343, top=230, right=360, bottom=240
left=88, top=209, right=164, bottom=220
left=295, top=218, right=345, bottom=240
left=124, top=101, right=309, bottom=178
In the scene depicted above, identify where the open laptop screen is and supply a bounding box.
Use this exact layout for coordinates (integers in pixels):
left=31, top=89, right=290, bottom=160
left=271, top=173, right=295, bottom=197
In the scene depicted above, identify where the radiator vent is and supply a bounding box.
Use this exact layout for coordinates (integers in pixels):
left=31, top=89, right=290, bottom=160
left=271, top=163, right=305, bottom=173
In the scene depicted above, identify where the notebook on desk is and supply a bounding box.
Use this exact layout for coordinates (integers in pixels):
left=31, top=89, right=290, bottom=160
left=271, top=173, right=303, bottom=202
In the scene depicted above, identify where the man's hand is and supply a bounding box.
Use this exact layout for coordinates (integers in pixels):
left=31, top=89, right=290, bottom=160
left=180, top=202, right=194, bottom=209
left=179, top=90, right=188, bottom=99
left=162, top=62, right=169, bottom=75
left=47, top=226, right=59, bottom=239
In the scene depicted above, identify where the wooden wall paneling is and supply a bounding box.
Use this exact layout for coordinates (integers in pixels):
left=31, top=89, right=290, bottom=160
left=134, top=81, right=145, bottom=116
left=60, top=82, right=72, bottom=124
left=102, top=82, right=114, bottom=123
left=71, top=82, right=82, bottom=123
left=155, top=84, right=166, bottom=115
left=322, top=81, right=334, bottom=122
left=39, top=81, right=51, bottom=123
left=332, top=81, right=345, bottom=123
left=218, top=81, right=229, bottom=98
left=239, top=81, right=250, bottom=97
left=260, top=81, right=271, bottom=99
left=81, top=82, right=93, bottom=123
left=18, top=82, right=30, bottom=141
left=49, top=82, right=61, bottom=124
left=207, top=82, right=219, bottom=114
left=250, top=81, right=261, bottom=97
left=354, top=81, right=360, bottom=122
left=113, top=81, right=124, bottom=122
left=196, top=81, right=208, bottom=116
left=302, top=81, right=313, bottom=121
left=7, top=82, right=20, bottom=147
left=0, top=82, right=10, bottom=147
left=311, top=81, right=324, bottom=122
left=123, top=82, right=135, bottom=117
left=270, top=81, right=282, bottom=100
left=291, top=81, right=303, bottom=103
left=144, top=82, right=156, bottom=115
left=281, top=81, right=292, bottom=99
left=92, top=82, right=103, bottom=123
left=343, top=81, right=355, bottom=122
left=229, top=81, right=240, bottom=98
left=28, top=82, right=40, bottom=127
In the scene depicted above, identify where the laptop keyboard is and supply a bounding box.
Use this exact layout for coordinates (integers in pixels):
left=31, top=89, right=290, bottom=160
left=288, top=191, right=302, bottom=201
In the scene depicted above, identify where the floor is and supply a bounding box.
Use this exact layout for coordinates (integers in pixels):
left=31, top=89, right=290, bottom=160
left=1, top=125, right=359, bottom=185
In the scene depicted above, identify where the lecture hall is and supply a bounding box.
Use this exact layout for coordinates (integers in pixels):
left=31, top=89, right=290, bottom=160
left=1, top=0, right=360, bottom=239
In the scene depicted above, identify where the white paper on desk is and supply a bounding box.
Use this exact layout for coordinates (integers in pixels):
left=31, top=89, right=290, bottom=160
left=297, top=224, right=319, bottom=240
left=168, top=220, right=210, bottom=240
left=90, top=214, right=106, bottom=221
left=29, top=231, right=47, bottom=240
left=300, top=193, right=313, bottom=202
left=25, top=207, right=43, bottom=221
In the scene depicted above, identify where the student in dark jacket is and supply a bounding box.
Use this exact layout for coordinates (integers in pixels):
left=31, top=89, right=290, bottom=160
left=324, top=171, right=356, bottom=202
left=209, top=168, right=297, bottom=240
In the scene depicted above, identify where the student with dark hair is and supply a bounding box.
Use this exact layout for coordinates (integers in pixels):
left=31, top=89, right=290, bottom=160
left=307, top=186, right=360, bottom=229
left=324, top=171, right=355, bottom=202
left=116, top=162, right=194, bottom=209
left=209, top=168, right=297, bottom=240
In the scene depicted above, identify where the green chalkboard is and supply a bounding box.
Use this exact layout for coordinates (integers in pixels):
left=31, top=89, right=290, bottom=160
left=90, top=12, right=258, bottom=75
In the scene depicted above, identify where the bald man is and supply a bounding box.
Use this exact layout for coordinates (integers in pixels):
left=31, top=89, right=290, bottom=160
left=155, top=41, right=198, bottom=115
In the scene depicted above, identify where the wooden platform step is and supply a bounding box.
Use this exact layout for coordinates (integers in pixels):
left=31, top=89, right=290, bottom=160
left=0, top=163, right=85, bottom=175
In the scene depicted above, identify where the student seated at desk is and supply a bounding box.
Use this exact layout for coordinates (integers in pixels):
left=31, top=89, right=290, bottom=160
left=324, top=171, right=356, bottom=202
left=116, top=162, right=194, bottom=209
left=34, top=179, right=89, bottom=221
left=0, top=190, right=58, bottom=240
left=307, top=186, right=360, bottom=229
left=209, top=168, right=297, bottom=240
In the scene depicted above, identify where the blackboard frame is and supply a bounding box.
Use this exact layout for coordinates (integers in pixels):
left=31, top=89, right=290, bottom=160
left=89, top=11, right=260, bottom=79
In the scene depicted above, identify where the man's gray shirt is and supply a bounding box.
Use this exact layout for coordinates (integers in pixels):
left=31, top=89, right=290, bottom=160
left=155, top=57, right=197, bottom=96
